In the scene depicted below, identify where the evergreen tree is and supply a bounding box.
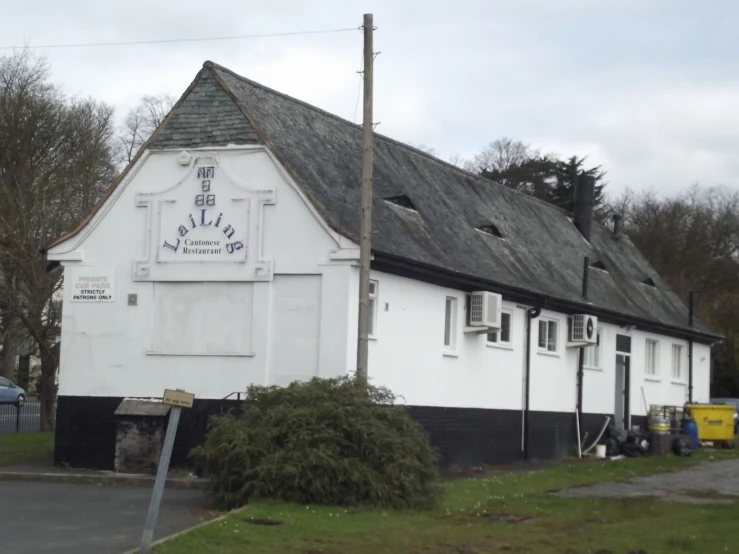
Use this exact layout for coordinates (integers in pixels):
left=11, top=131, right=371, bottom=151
left=549, top=156, right=607, bottom=213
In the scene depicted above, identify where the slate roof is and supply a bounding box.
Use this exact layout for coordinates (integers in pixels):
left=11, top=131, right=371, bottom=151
left=150, top=70, right=259, bottom=150
left=49, top=61, right=718, bottom=342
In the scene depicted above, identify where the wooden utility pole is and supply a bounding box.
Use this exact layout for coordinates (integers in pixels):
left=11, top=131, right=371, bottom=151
left=356, top=13, right=374, bottom=382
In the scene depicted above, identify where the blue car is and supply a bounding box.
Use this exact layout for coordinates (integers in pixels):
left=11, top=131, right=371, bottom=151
left=0, top=377, right=26, bottom=406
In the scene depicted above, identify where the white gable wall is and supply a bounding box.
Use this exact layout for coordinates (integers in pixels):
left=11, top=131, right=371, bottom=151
left=49, top=147, right=355, bottom=398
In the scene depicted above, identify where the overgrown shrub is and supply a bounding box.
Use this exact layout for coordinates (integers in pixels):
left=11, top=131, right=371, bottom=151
left=191, top=377, right=441, bottom=510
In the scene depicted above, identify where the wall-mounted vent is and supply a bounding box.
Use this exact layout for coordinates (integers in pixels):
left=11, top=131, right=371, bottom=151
left=384, top=195, right=417, bottom=211
left=642, top=277, right=657, bottom=287
left=590, top=260, right=607, bottom=271
left=476, top=224, right=503, bottom=238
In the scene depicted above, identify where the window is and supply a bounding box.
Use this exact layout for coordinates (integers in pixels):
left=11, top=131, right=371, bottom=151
left=368, top=280, right=378, bottom=338
left=151, top=282, right=254, bottom=355
left=477, top=224, right=504, bottom=239
left=672, top=344, right=683, bottom=380
left=487, top=310, right=512, bottom=345
left=645, top=339, right=659, bottom=376
left=583, top=329, right=602, bottom=368
left=538, top=319, right=559, bottom=353
left=0, top=377, right=10, bottom=388
left=384, top=195, right=417, bottom=211
left=444, top=296, right=458, bottom=350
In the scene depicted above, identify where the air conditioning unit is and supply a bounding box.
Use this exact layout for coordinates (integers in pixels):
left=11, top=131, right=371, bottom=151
left=468, top=291, right=502, bottom=329
left=568, top=314, right=598, bottom=345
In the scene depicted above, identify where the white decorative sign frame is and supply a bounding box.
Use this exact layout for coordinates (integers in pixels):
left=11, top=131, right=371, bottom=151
left=134, top=154, right=276, bottom=281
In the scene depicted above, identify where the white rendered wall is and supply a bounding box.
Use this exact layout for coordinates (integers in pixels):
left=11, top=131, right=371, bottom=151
left=366, top=270, right=713, bottom=418
left=50, top=147, right=355, bottom=399
left=367, top=271, right=525, bottom=410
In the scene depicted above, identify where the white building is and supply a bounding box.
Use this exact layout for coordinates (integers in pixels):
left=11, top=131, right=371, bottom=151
left=45, top=62, right=718, bottom=469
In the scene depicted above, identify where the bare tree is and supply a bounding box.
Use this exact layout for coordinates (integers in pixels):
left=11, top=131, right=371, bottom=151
left=611, top=185, right=739, bottom=395
left=469, top=137, right=536, bottom=175
left=117, top=94, right=175, bottom=164
left=0, top=50, right=117, bottom=429
left=447, top=152, right=471, bottom=170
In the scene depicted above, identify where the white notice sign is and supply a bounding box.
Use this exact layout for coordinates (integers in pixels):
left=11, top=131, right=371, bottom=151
left=70, top=268, right=115, bottom=302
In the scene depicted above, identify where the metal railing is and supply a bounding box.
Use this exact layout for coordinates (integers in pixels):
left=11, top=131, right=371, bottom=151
left=0, top=399, right=42, bottom=433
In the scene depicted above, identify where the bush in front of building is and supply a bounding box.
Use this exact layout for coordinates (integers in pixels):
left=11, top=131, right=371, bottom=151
left=191, top=376, right=441, bottom=510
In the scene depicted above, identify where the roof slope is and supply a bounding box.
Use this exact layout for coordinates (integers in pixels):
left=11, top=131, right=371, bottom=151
left=212, top=64, right=712, bottom=336
left=48, top=61, right=715, bottom=340
left=212, top=63, right=712, bottom=339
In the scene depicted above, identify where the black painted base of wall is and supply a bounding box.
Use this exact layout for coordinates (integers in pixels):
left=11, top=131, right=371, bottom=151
left=54, top=395, right=241, bottom=470
left=54, top=395, right=619, bottom=471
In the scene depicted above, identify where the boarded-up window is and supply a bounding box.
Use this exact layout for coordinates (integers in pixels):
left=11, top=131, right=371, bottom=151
left=268, top=275, right=322, bottom=386
left=151, top=282, right=253, bottom=355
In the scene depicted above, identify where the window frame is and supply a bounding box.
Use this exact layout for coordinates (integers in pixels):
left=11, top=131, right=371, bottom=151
left=443, top=296, right=458, bottom=352
left=368, top=279, right=379, bottom=339
left=487, top=309, right=513, bottom=348
left=671, top=344, right=683, bottom=381
left=537, top=318, right=560, bottom=354
left=645, top=338, right=660, bottom=377
left=583, top=328, right=602, bottom=369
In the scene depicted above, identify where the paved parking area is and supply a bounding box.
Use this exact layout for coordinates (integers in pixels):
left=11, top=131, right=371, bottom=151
left=554, top=458, right=739, bottom=504
left=0, top=481, right=209, bottom=554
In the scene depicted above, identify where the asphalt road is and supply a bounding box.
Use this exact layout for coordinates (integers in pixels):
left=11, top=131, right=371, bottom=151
left=0, top=481, right=207, bottom=554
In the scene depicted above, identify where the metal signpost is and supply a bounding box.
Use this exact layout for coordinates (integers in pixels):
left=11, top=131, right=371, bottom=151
left=139, top=389, right=195, bottom=554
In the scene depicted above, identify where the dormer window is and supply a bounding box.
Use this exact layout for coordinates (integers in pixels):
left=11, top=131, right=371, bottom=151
left=384, top=195, right=417, bottom=212
left=476, top=224, right=503, bottom=239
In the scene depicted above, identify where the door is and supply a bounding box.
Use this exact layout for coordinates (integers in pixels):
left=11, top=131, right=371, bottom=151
left=615, top=334, right=632, bottom=430
left=615, top=355, right=627, bottom=429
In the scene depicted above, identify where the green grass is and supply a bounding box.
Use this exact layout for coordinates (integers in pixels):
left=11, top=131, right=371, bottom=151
left=157, top=449, right=739, bottom=554
left=0, top=432, right=54, bottom=467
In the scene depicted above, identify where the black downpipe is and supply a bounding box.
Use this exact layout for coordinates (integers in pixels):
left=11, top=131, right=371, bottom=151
left=577, top=347, right=585, bottom=439
left=582, top=256, right=590, bottom=300
left=524, top=306, right=541, bottom=461
left=688, top=291, right=694, bottom=403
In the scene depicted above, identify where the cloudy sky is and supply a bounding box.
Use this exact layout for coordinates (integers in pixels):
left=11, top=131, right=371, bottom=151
left=7, top=0, right=739, bottom=196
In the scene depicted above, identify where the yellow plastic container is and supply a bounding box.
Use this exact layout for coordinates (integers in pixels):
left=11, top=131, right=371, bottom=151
left=686, top=404, right=736, bottom=444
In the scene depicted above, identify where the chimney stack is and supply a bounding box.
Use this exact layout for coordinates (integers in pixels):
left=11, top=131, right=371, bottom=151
left=573, top=174, right=595, bottom=242
left=612, top=213, right=622, bottom=239
left=533, top=179, right=548, bottom=201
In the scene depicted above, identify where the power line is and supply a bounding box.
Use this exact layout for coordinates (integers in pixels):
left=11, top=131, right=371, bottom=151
left=0, top=27, right=359, bottom=50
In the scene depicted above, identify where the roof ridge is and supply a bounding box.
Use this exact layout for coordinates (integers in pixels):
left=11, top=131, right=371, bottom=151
left=204, top=61, right=570, bottom=217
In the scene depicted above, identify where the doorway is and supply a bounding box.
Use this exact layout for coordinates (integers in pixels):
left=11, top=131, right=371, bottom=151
left=615, top=334, right=631, bottom=430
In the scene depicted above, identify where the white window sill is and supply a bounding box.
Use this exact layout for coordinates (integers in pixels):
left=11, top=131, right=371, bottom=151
left=368, top=336, right=377, bottom=341
left=671, top=379, right=687, bottom=386
left=584, top=365, right=603, bottom=372
left=537, top=349, right=560, bottom=357
left=442, top=350, right=460, bottom=358
left=146, top=351, right=255, bottom=357
left=486, top=342, right=513, bottom=350
left=644, top=376, right=662, bottom=382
